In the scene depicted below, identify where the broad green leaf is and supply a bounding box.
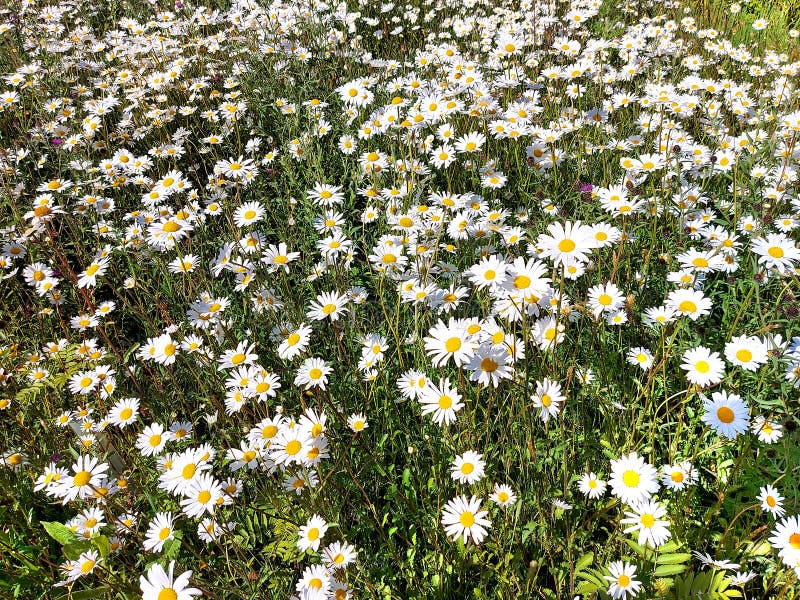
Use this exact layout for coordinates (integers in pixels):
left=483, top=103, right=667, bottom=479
left=657, top=553, right=691, bottom=565
left=653, top=563, right=687, bottom=576
left=42, top=522, right=77, bottom=546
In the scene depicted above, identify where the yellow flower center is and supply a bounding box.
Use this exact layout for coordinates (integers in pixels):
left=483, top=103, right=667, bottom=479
left=285, top=440, right=302, bottom=455
left=558, top=239, right=576, bottom=253
left=717, top=406, right=735, bottom=424
left=480, top=357, right=498, bottom=372
left=158, top=588, right=178, bottom=600
left=445, top=337, right=462, bottom=353
left=74, top=470, right=91, bottom=486
left=459, top=511, right=475, bottom=527
left=80, top=560, right=95, bottom=573
left=622, top=470, right=640, bottom=487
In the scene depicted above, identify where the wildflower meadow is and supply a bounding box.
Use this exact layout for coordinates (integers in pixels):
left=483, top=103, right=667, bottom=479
left=1, top=0, right=800, bottom=598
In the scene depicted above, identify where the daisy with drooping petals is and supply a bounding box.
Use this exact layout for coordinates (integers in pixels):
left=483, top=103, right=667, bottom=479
left=759, top=484, right=786, bottom=518
left=418, top=377, right=464, bottom=426
left=768, top=515, right=800, bottom=568
left=604, top=561, right=641, bottom=600
left=660, top=461, right=696, bottom=491
left=531, top=378, right=565, bottom=422
left=537, top=221, right=596, bottom=267
left=277, top=323, right=312, bottom=360
left=702, top=390, right=749, bottom=439
left=294, top=357, right=332, bottom=390
left=609, top=452, right=659, bottom=506
left=137, top=422, right=172, bottom=457
left=490, top=483, right=517, bottom=507
left=68, top=550, right=100, bottom=581
left=323, top=541, right=357, bottom=569
left=140, top=560, right=202, bottom=600
left=424, top=318, right=477, bottom=367
left=233, top=201, right=264, bottom=227
left=466, top=345, right=513, bottom=388
left=751, top=415, right=783, bottom=443
left=724, top=335, right=768, bottom=371
left=56, top=455, right=109, bottom=503
left=297, top=514, right=328, bottom=552
left=143, top=511, right=176, bottom=553
left=621, top=500, right=672, bottom=547
left=262, top=242, right=300, bottom=274
left=451, top=451, right=486, bottom=485
left=108, top=397, right=139, bottom=428
left=578, top=472, right=607, bottom=499
left=180, top=474, right=223, bottom=518
left=681, top=346, right=725, bottom=387
left=441, top=495, right=491, bottom=545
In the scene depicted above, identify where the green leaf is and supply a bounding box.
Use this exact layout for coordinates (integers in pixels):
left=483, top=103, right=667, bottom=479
left=576, top=581, right=600, bottom=595
left=62, top=541, right=92, bottom=561
left=653, top=563, right=687, bottom=576
left=162, top=538, right=181, bottom=560
left=575, top=552, right=594, bottom=573
left=91, top=535, right=110, bottom=560
left=656, top=553, right=691, bottom=565
left=42, top=522, right=77, bottom=546
left=658, top=541, right=681, bottom=554
left=623, top=538, right=649, bottom=558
